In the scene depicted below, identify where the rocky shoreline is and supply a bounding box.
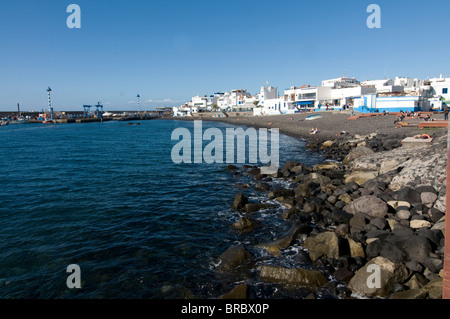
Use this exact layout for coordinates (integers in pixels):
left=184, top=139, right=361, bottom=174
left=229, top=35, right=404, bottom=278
left=206, top=117, right=447, bottom=299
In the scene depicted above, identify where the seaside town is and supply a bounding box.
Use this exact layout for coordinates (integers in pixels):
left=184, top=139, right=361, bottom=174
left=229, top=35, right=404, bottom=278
left=172, top=74, right=450, bottom=117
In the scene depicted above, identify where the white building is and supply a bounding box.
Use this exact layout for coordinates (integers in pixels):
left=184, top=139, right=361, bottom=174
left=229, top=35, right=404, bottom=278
left=230, top=89, right=252, bottom=109
left=189, top=95, right=208, bottom=111
left=322, top=76, right=360, bottom=89
left=353, top=94, right=430, bottom=113
left=361, top=79, right=404, bottom=94
left=429, top=75, right=450, bottom=105
left=329, top=86, right=377, bottom=107
left=290, top=85, right=332, bottom=109
left=207, top=92, right=224, bottom=110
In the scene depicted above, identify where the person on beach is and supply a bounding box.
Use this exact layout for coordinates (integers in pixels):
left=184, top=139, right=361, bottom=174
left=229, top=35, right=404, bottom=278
left=310, top=127, right=318, bottom=135
left=444, top=108, right=449, bottom=120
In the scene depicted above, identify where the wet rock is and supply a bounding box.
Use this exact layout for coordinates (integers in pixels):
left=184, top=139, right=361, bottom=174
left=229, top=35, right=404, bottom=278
left=268, top=188, right=295, bottom=199
left=247, top=168, right=261, bottom=176
left=253, top=173, right=266, bottom=181
left=257, top=224, right=312, bottom=255
left=244, top=203, right=273, bottom=213
left=216, top=245, right=253, bottom=272
left=334, top=267, right=354, bottom=283
left=281, top=207, right=299, bottom=220
left=294, top=250, right=312, bottom=264
left=290, top=164, right=305, bottom=175
left=259, top=265, right=328, bottom=288
left=235, top=183, right=251, bottom=190
left=347, top=256, right=410, bottom=297
left=226, top=165, right=238, bottom=172
left=232, top=217, right=259, bottom=232
left=218, top=284, right=247, bottom=299
left=254, top=182, right=271, bottom=192
left=232, top=193, right=248, bottom=211
left=275, top=196, right=295, bottom=209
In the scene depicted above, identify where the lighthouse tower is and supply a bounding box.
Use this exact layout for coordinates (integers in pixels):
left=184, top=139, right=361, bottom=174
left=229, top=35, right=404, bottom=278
left=47, top=87, right=54, bottom=120
left=137, top=94, right=141, bottom=114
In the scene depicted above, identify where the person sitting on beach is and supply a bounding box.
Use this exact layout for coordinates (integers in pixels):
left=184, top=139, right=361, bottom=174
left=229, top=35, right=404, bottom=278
left=310, top=127, right=318, bottom=135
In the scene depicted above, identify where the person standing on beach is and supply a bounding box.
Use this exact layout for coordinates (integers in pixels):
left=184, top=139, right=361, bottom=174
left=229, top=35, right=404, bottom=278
left=444, top=107, right=449, bottom=120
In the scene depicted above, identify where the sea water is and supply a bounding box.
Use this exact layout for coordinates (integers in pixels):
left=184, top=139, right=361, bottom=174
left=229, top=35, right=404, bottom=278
left=0, top=119, right=323, bottom=298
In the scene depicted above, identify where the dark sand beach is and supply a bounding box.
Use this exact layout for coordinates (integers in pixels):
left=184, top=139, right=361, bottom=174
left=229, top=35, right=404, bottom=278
left=188, top=111, right=446, bottom=143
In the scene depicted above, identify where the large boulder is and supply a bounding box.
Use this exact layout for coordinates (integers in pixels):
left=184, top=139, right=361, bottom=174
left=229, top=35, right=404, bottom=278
left=343, top=146, right=375, bottom=165
left=347, top=256, right=410, bottom=297
left=394, top=187, right=422, bottom=206
left=257, top=224, right=312, bottom=255
left=344, top=195, right=389, bottom=220
left=344, top=171, right=379, bottom=186
left=259, top=265, right=328, bottom=288
left=366, top=234, right=432, bottom=264
left=268, top=188, right=295, bottom=199
left=303, top=231, right=340, bottom=261
left=244, top=203, right=273, bottom=213
left=215, top=245, right=253, bottom=272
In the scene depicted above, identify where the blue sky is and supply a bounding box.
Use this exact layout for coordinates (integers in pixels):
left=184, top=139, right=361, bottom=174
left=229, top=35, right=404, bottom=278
left=0, top=0, right=449, bottom=111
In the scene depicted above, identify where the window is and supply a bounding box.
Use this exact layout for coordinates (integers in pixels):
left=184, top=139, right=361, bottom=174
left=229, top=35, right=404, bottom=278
left=443, top=88, right=448, bottom=94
